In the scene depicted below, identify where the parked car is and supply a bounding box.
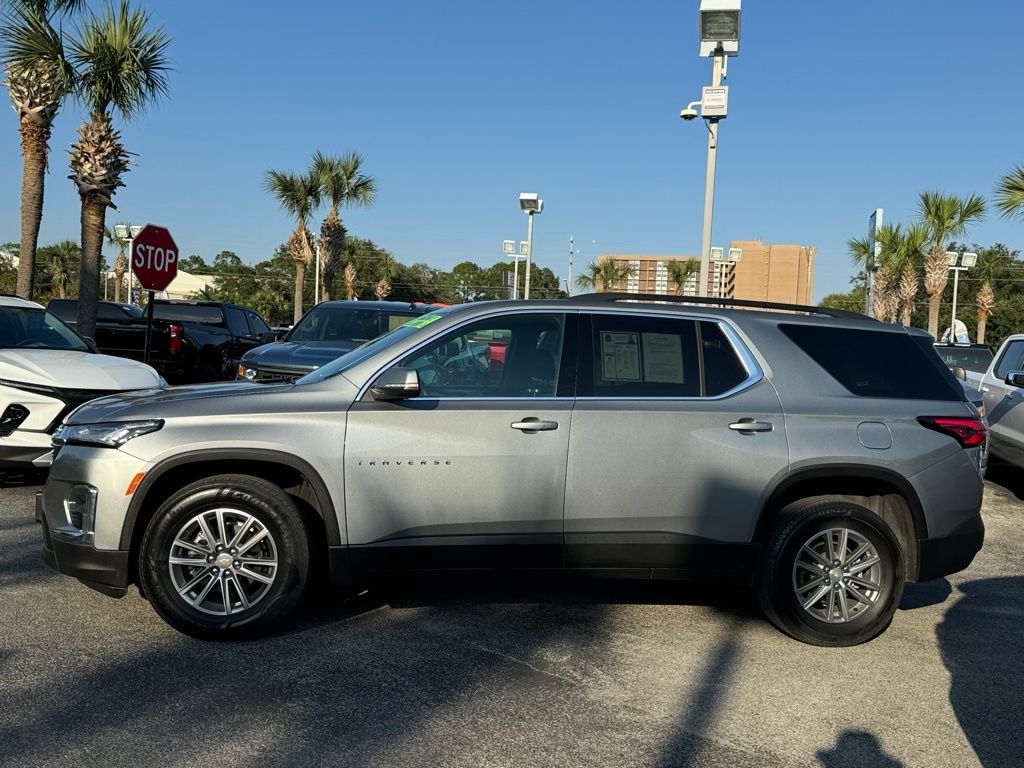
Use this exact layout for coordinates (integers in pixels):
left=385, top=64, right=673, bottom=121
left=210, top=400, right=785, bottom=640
left=0, top=295, right=163, bottom=470
left=977, top=333, right=1024, bottom=467
left=933, top=342, right=994, bottom=389
left=39, top=294, right=985, bottom=646
left=237, top=300, right=436, bottom=382
left=48, top=299, right=276, bottom=384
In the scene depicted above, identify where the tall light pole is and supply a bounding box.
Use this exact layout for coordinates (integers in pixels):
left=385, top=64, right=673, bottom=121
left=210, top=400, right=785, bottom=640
left=519, top=192, right=543, bottom=299
left=115, top=223, right=143, bottom=304
left=866, top=208, right=883, bottom=317
left=945, top=250, right=977, bottom=342
left=682, top=0, right=740, bottom=297
left=567, top=235, right=575, bottom=297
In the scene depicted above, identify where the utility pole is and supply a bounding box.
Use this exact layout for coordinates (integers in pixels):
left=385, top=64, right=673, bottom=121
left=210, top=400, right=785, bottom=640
left=697, top=50, right=724, bottom=298
left=567, top=235, right=574, bottom=297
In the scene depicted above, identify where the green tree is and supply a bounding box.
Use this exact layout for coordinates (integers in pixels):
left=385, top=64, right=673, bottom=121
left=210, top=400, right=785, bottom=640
left=666, top=259, right=700, bottom=295
left=179, top=254, right=210, bottom=273
left=917, top=191, right=986, bottom=338
left=264, top=169, right=321, bottom=322
left=39, top=238, right=79, bottom=298
left=820, top=286, right=867, bottom=314
left=2, top=0, right=81, bottom=299
left=67, top=0, right=170, bottom=338
left=576, top=260, right=636, bottom=292
left=313, top=151, right=375, bottom=301
left=995, top=165, right=1024, bottom=221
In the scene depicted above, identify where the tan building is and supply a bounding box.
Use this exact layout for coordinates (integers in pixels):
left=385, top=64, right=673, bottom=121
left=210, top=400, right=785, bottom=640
left=594, top=240, right=815, bottom=305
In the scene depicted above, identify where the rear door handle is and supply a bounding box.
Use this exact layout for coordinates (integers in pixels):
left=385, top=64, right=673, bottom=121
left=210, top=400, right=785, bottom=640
left=511, top=418, right=558, bottom=433
left=729, top=418, right=774, bottom=433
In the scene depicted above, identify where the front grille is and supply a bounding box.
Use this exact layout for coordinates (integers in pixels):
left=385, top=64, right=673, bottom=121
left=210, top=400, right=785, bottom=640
left=252, top=366, right=308, bottom=383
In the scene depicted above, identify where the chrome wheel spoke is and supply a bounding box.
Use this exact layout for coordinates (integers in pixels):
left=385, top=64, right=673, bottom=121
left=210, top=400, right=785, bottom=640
left=800, top=545, right=829, bottom=567
left=169, top=555, right=206, bottom=567
left=836, top=528, right=848, bottom=563
left=177, top=567, right=212, bottom=596
left=837, top=587, right=850, bottom=622
left=215, top=509, right=228, bottom=550
left=802, top=582, right=831, bottom=609
left=849, top=575, right=880, bottom=591
left=227, top=513, right=254, bottom=549
left=237, top=566, right=274, bottom=585
left=847, top=582, right=875, bottom=606
left=796, top=575, right=826, bottom=594
left=172, top=538, right=209, bottom=555
left=848, top=556, right=880, bottom=575
left=196, top=515, right=218, bottom=551
left=192, top=573, right=218, bottom=606
left=237, top=528, right=269, bottom=556
left=221, top=576, right=232, bottom=616
left=842, top=542, right=870, bottom=568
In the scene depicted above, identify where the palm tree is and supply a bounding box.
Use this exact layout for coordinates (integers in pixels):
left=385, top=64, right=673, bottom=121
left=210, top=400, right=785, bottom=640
left=847, top=235, right=891, bottom=320
left=43, top=238, right=78, bottom=298
left=313, top=151, right=375, bottom=301
left=877, top=222, right=928, bottom=326
left=343, top=261, right=357, bottom=300
left=576, top=260, right=637, bottom=292
left=265, top=170, right=321, bottom=322
left=973, top=248, right=1008, bottom=344
left=917, top=191, right=986, bottom=338
left=666, top=259, right=700, bottom=295
left=2, top=0, right=81, bottom=300
left=67, top=0, right=169, bottom=338
left=995, top=165, right=1024, bottom=221
left=103, top=221, right=133, bottom=301
left=373, top=252, right=396, bottom=300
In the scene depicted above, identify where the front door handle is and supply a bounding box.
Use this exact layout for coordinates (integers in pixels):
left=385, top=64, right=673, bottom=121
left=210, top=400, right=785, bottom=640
left=729, top=418, right=773, bottom=434
left=511, top=418, right=559, bottom=433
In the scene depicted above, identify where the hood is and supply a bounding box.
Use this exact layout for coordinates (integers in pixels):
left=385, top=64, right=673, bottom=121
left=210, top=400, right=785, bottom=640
left=66, top=380, right=295, bottom=424
left=0, top=348, right=163, bottom=390
left=241, top=340, right=359, bottom=371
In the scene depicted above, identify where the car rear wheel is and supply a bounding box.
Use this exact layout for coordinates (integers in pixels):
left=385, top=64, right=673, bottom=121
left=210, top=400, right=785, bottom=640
left=139, top=474, right=311, bottom=640
left=756, top=500, right=904, bottom=647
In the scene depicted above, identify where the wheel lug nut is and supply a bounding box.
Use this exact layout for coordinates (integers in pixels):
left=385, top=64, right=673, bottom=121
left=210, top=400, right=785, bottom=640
left=234, top=561, right=241, bottom=568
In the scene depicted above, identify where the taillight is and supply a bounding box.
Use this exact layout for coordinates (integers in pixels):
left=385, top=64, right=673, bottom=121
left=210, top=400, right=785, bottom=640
left=169, top=324, right=182, bottom=354
left=918, top=416, right=987, bottom=448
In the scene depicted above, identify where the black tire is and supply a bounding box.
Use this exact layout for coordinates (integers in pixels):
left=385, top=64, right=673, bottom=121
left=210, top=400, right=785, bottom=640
left=138, top=474, right=311, bottom=640
left=756, top=500, right=905, bottom=647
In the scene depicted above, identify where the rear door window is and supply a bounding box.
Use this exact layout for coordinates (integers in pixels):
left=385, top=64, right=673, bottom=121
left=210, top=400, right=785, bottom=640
left=700, top=321, right=748, bottom=395
left=781, top=324, right=962, bottom=401
left=246, top=312, right=271, bottom=336
left=582, top=314, right=701, bottom=398
left=225, top=307, right=249, bottom=336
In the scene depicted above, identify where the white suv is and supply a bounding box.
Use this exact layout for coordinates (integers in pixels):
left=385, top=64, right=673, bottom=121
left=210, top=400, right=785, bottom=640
left=0, top=295, right=164, bottom=470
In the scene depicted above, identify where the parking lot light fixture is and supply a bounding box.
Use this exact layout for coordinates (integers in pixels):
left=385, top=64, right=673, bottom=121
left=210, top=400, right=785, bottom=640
left=946, top=251, right=976, bottom=341
left=519, top=193, right=543, bottom=299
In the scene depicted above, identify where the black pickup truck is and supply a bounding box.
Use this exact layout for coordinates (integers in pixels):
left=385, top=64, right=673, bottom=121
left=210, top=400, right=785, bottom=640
left=47, top=299, right=276, bottom=383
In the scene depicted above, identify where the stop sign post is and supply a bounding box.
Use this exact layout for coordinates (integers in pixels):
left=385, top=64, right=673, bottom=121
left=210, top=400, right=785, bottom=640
left=131, top=224, right=178, bottom=365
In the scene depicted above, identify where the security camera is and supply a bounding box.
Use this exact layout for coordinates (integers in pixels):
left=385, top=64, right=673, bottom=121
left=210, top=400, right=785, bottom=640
left=680, top=107, right=699, bottom=121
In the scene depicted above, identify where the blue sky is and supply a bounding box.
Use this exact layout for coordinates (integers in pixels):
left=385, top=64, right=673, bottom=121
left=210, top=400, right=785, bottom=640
left=2, top=0, right=1022, bottom=300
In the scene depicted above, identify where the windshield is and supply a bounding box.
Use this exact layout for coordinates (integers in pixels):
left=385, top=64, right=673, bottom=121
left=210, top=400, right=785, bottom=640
left=0, top=306, right=90, bottom=352
left=297, top=311, right=453, bottom=384
left=288, top=306, right=418, bottom=344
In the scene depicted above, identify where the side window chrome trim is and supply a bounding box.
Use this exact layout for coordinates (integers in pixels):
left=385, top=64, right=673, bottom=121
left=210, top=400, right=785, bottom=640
left=353, top=308, right=579, bottom=402
left=582, top=310, right=764, bottom=401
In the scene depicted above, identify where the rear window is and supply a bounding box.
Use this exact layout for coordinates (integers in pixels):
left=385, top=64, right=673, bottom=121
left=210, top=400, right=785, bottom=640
left=152, top=303, right=225, bottom=326
left=933, top=346, right=993, bottom=374
left=780, top=324, right=962, bottom=401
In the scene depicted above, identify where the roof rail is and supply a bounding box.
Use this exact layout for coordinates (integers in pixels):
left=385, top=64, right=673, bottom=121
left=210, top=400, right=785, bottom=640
left=566, top=292, right=872, bottom=321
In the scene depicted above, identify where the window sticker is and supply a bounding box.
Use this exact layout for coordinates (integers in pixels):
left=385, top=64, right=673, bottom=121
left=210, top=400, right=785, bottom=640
left=642, top=332, right=684, bottom=383
left=402, top=314, right=443, bottom=329
left=601, top=332, right=641, bottom=381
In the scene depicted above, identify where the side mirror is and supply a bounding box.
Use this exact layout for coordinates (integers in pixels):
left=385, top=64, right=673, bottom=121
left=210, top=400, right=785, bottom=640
left=1005, top=370, right=1024, bottom=388
left=952, top=366, right=967, bottom=381
left=260, top=331, right=277, bottom=344
left=370, top=367, right=420, bottom=401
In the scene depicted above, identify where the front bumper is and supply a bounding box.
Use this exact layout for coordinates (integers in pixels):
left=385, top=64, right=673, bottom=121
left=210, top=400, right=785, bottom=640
left=916, top=513, right=985, bottom=582
left=37, top=491, right=129, bottom=597
left=0, top=430, right=55, bottom=469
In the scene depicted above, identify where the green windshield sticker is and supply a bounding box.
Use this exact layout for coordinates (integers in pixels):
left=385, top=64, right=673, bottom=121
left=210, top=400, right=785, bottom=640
left=403, top=314, right=443, bottom=329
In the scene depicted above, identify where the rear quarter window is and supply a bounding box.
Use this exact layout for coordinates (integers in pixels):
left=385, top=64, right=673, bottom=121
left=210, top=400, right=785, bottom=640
left=780, top=324, right=962, bottom=401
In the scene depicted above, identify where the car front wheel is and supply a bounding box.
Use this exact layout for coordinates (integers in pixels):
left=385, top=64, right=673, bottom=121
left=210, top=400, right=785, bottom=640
left=756, top=500, right=905, bottom=647
left=139, top=474, right=311, bottom=640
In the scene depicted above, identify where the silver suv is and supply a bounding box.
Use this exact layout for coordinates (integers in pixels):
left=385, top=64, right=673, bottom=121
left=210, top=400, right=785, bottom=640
left=36, top=295, right=986, bottom=646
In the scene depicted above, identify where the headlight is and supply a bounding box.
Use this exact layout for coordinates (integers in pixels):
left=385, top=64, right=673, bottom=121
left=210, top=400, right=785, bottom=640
left=54, top=420, right=164, bottom=448
left=237, top=365, right=257, bottom=380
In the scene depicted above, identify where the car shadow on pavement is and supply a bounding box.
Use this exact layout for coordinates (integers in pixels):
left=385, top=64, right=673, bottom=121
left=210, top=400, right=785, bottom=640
left=816, top=730, right=904, bottom=767
left=937, top=577, right=1024, bottom=768
left=898, top=578, right=952, bottom=610
left=984, top=460, right=1024, bottom=500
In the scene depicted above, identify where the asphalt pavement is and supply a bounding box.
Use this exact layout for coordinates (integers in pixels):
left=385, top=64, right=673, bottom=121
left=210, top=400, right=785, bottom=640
left=1, top=468, right=1022, bottom=768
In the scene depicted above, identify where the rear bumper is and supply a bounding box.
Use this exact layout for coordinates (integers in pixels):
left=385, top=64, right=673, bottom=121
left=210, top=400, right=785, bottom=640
left=36, top=491, right=129, bottom=597
left=916, top=513, right=985, bottom=582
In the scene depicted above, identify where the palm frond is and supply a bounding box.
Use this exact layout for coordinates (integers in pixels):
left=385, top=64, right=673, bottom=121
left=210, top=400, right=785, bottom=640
left=995, top=165, right=1024, bottom=221
left=312, top=150, right=376, bottom=212
left=69, top=0, right=170, bottom=119
left=1, top=4, right=76, bottom=94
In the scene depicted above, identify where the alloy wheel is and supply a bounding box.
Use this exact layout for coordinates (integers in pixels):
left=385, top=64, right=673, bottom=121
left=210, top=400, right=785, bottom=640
left=792, top=527, right=883, bottom=623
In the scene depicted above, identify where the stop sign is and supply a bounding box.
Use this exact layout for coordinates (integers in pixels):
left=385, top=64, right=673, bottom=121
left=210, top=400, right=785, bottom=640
left=131, top=224, right=178, bottom=292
